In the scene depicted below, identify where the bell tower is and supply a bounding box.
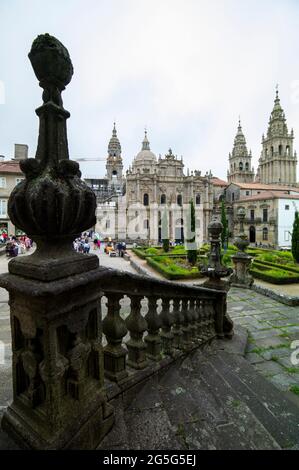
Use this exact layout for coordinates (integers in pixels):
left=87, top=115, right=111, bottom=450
left=227, top=119, right=254, bottom=183
left=106, top=123, right=123, bottom=187
left=257, top=88, right=297, bottom=186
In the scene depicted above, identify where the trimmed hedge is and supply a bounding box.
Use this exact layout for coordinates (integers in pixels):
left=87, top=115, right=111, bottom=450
left=250, top=266, right=299, bottom=284
left=253, top=259, right=299, bottom=274
left=132, top=248, right=188, bottom=260
left=147, top=257, right=203, bottom=280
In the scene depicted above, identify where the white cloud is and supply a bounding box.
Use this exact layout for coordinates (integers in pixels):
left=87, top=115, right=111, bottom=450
left=0, top=0, right=299, bottom=179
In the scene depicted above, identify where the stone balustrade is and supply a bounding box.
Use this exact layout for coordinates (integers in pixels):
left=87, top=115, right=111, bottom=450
left=96, top=268, right=229, bottom=385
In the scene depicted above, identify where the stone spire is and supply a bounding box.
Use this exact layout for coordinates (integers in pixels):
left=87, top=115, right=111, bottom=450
left=232, top=119, right=248, bottom=157
left=227, top=119, right=254, bottom=183
left=108, top=122, right=121, bottom=158
left=142, top=129, right=150, bottom=151
left=267, top=86, right=288, bottom=138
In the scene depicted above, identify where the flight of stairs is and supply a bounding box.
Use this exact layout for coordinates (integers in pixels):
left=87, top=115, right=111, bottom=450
left=99, top=329, right=299, bottom=450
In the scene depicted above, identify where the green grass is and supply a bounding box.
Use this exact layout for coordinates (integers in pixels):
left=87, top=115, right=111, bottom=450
left=285, top=367, right=299, bottom=374
left=250, top=343, right=289, bottom=354
left=289, top=385, right=299, bottom=396
left=147, top=256, right=202, bottom=280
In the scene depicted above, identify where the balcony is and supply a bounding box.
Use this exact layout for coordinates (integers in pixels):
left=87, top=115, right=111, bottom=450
left=238, top=217, right=262, bottom=224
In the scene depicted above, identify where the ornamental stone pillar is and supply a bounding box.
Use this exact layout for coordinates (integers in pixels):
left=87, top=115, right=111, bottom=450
left=0, top=34, right=114, bottom=449
left=230, top=208, right=253, bottom=288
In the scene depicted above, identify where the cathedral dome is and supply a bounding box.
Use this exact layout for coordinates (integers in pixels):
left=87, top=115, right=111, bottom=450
left=134, top=131, right=157, bottom=163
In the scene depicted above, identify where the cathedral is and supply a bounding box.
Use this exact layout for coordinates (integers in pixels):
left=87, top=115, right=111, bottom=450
left=93, top=127, right=214, bottom=244
left=88, top=88, right=298, bottom=247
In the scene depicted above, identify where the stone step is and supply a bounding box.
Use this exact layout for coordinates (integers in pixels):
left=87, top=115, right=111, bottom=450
left=183, top=350, right=281, bottom=449
left=208, top=352, right=299, bottom=448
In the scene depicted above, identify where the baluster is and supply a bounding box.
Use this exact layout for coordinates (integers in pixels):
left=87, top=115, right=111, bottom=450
left=102, top=293, right=128, bottom=382
left=172, top=299, right=183, bottom=349
left=126, top=295, right=148, bottom=369
left=207, top=301, right=216, bottom=339
left=181, top=299, right=192, bottom=350
left=160, top=298, right=174, bottom=355
left=189, top=298, right=198, bottom=342
left=195, top=299, right=204, bottom=344
left=202, top=300, right=210, bottom=342
left=144, top=296, right=162, bottom=361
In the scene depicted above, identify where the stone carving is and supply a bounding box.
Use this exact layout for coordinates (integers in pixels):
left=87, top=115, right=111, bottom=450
left=201, top=215, right=234, bottom=339
left=230, top=207, right=254, bottom=288
left=7, top=33, right=97, bottom=282
left=0, top=34, right=114, bottom=450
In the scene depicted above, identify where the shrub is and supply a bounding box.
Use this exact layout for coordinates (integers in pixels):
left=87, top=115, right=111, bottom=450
left=250, top=265, right=299, bottom=284
left=291, top=211, right=299, bottom=263
left=145, top=247, right=159, bottom=255
left=162, top=239, right=170, bottom=253
left=147, top=257, right=203, bottom=280
left=252, top=259, right=299, bottom=274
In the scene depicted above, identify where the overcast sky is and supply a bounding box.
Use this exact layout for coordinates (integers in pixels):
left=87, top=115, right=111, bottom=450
left=1, top=0, right=299, bottom=180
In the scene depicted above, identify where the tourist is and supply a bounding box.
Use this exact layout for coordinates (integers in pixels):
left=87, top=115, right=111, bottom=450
left=83, top=240, right=90, bottom=254
left=93, top=236, right=99, bottom=250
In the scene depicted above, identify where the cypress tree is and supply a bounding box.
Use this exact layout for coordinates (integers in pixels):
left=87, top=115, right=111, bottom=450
left=221, top=200, right=228, bottom=248
left=187, top=199, right=197, bottom=265
left=291, top=211, right=299, bottom=263
left=161, top=207, right=169, bottom=252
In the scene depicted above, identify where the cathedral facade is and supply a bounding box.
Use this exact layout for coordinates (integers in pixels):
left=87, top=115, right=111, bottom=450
left=94, top=128, right=214, bottom=245
left=91, top=89, right=298, bottom=248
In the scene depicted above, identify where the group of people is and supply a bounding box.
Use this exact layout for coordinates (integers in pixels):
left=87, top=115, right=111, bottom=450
left=3, top=233, right=33, bottom=258
left=73, top=231, right=127, bottom=257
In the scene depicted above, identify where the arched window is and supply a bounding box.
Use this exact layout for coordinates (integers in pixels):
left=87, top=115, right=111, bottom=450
left=144, top=219, right=149, bottom=229
left=271, top=146, right=274, bottom=156
left=143, top=193, right=149, bottom=206
left=286, top=145, right=290, bottom=156
left=239, top=162, right=243, bottom=171
left=234, top=163, right=236, bottom=170
left=231, top=164, right=233, bottom=171
left=161, top=194, right=166, bottom=204
left=196, top=194, right=201, bottom=205
left=279, top=145, right=282, bottom=156
left=265, top=148, right=268, bottom=156
left=177, top=194, right=182, bottom=206
left=263, top=227, right=268, bottom=241
left=245, top=162, right=249, bottom=171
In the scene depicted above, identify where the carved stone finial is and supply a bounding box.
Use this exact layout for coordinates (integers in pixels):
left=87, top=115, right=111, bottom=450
left=7, top=34, right=97, bottom=280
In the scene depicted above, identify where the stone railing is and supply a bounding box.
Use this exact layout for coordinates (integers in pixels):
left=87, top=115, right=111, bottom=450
left=97, top=268, right=228, bottom=386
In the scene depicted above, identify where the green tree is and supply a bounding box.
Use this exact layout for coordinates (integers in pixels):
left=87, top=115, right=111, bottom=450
left=161, top=207, right=169, bottom=252
left=221, top=200, right=228, bottom=248
left=186, top=199, right=197, bottom=265
left=291, top=211, right=299, bottom=263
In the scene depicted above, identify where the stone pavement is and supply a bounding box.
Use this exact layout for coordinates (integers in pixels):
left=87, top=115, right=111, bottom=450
left=228, top=288, right=299, bottom=396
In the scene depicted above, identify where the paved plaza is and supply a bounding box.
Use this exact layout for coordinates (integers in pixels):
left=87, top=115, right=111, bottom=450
left=0, top=248, right=299, bottom=411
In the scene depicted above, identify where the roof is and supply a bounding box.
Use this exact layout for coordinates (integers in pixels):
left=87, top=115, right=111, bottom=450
left=211, top=177, right=228, bottom=186
left=228, top=181, right=299, bottom=191
left=0, top=160, right=23, bottom=175
left=238, top=190, right=299, bottom=203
